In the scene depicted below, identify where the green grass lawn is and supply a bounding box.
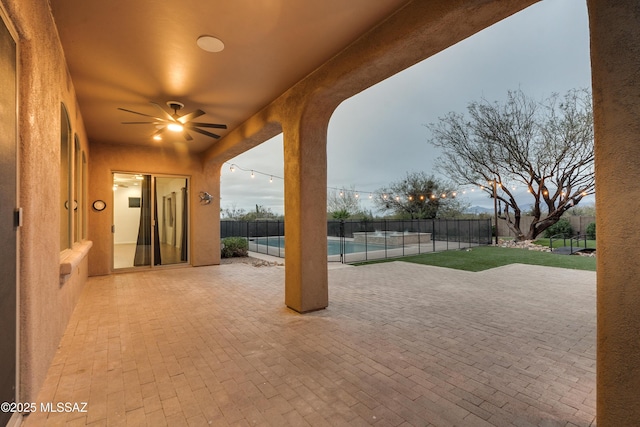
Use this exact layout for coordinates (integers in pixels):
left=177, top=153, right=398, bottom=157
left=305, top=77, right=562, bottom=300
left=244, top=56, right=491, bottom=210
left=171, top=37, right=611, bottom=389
left=356, top=246, right=596, bottom=272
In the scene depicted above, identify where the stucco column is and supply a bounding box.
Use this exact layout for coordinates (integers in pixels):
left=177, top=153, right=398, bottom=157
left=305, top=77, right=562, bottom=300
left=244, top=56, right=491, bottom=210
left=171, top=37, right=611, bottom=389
left=589, top=1, right=640, bottom=424
left=191, top=161, right=221, bottom=266
left=282, top=113, right=329, bottom=313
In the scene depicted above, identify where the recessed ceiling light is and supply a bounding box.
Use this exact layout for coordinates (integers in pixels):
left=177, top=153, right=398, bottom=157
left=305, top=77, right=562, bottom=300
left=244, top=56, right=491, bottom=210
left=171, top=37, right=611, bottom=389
left=197, top=35, right=224, bottom=53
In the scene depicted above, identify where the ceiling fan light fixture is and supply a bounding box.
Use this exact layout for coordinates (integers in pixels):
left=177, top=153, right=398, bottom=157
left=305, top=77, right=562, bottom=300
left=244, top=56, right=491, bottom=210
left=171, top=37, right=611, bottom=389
left=119, top=101, right=226, bottom=141
left=197, top=35, right=224, bottom=53
left=167, top=123, right=184, bottom=132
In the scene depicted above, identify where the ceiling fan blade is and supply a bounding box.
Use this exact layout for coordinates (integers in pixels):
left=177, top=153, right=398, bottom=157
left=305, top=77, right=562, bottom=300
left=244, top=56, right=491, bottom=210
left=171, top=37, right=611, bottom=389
left=186, top=126, right=221, bottom=139
left=177, top=109, right=206, bottom=124
left=118, top=107, right=164, bottom=121
left=121, top=121, right=162, bottom=124
left=150, top=102, right=176, bottom=122
left=152, top=128, right=166, bottom=138
left=183, top=130, right=194, bottom=141
left=188, top=122, right=227, bottom=129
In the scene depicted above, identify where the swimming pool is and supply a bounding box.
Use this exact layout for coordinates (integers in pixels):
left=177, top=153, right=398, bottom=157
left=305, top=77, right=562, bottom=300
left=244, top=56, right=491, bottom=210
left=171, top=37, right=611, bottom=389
left=251, top=237, right=392, bottom=256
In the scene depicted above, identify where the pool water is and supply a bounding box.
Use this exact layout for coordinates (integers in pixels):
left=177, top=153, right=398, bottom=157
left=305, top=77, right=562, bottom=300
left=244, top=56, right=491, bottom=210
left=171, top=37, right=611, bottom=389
left=252, top=237, right=392, bottom=255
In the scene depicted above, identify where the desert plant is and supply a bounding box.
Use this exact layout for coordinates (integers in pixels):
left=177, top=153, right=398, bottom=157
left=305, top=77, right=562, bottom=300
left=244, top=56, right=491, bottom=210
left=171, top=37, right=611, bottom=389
left=221, top=237, right=249, bottom=258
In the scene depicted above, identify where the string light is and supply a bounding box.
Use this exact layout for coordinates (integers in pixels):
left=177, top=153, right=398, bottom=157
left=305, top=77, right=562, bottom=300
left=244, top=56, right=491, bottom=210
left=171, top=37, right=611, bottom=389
left=222, top=162, right=594, bottom=204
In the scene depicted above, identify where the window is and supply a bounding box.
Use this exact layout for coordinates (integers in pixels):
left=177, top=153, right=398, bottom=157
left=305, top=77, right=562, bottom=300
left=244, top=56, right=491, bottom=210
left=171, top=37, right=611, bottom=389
left=82, top=151, right=87, bottom=239
left=74, top=134, right=83, bottom=243
left=60, top=104, right=71, bottom=250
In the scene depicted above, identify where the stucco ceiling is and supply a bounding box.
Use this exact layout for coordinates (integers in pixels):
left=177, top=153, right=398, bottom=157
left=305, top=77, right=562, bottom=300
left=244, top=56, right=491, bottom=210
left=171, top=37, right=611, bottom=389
left=49, top=0, right=410, bottom=153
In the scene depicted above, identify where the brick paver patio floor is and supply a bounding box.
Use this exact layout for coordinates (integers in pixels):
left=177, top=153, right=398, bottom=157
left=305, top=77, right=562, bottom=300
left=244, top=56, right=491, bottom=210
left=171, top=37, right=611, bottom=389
left=25, top=261, right=596, bottom=426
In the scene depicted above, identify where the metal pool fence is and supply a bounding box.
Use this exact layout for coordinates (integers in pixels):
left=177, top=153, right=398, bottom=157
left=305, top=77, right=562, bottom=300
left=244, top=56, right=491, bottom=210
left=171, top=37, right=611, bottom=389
left=220, top=218, right=492, bottom=263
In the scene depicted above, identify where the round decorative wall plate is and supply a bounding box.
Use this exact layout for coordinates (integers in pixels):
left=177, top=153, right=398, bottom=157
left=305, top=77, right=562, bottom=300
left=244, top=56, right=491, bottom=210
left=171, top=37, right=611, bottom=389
left=92, top=200, right=106, bottom=211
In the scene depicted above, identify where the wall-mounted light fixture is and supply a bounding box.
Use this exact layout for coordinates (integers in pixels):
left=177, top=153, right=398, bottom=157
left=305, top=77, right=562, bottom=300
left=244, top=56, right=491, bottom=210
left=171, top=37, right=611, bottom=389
left=199, top=191, right=213, bottom=205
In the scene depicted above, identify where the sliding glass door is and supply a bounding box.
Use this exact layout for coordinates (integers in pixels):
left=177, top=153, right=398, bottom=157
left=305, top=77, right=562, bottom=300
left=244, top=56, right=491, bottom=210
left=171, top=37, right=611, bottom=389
left=156, top=176, right=189, bottom=265
left=113, top=173, right=188, bottom=269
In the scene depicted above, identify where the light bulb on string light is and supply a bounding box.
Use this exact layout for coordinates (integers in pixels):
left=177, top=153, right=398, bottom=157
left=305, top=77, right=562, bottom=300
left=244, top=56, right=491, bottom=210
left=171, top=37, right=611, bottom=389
left=220, top=160, right=484, bottom=208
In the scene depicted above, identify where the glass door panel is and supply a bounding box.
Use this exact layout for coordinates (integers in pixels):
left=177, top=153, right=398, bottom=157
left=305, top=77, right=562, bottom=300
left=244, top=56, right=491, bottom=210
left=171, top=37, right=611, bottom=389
left=113, top=173, right=151, bottom=269
left=155, top=176, right=189, bottom=265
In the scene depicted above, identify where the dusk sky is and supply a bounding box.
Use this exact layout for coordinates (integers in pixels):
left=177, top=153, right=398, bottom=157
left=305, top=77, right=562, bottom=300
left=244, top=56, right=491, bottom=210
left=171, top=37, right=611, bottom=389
left=220, top=0, right=593, bottom=216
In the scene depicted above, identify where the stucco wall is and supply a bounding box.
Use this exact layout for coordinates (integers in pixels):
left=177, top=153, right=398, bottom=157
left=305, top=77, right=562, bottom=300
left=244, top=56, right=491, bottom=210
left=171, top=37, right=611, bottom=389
left=88, top=142, right=221, bottom=276
left=1, top=0, right=91, bottom=402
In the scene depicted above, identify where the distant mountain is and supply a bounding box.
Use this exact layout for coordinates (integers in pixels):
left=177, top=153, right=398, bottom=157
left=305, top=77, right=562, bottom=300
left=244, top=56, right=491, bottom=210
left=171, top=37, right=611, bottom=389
left=465, top=206, right=493, bottom=214
left=465, top=204, right=537, bottom=215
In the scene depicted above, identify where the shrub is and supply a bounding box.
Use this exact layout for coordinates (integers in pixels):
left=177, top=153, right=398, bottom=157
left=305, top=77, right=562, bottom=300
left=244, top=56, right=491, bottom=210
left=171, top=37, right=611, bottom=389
left=544, top=218, right=573, bottom=238
left=331, top=209, right=350, bottom=219
left=221, top=237, right=248, bottom=258
left=586, top=222, right=596, bottom=240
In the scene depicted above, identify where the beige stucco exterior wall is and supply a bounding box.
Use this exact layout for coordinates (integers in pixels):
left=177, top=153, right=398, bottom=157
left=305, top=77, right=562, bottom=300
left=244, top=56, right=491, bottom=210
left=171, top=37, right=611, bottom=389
left=88, top=142, right=220, bottom=276
left=1, top=0, right=92, bottom=402
left=589, top=1, right=640, bottom=424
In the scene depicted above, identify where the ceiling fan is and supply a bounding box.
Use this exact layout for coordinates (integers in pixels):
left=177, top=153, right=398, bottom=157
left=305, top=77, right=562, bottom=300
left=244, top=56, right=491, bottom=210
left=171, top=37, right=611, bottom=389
left=118, top=101, right=227, bottom=141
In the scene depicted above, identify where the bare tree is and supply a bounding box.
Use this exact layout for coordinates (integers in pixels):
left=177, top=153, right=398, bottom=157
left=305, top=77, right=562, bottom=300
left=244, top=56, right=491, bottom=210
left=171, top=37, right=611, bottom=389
left=427, top=88, right=594, bottom=240
left=373, top=172, right=467, bottom=219
left=327, top=185, right=362, bottom=219
left=221, top=203, right=246, bottom=220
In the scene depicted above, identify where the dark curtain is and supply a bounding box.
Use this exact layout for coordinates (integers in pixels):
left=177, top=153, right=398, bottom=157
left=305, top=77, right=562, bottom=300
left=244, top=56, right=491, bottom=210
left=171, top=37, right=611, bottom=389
left=181, top=186, right=188, bottom=261
left=133, top=176, right=151, bottom=266
left=134, top=175, right=161, bottom=266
